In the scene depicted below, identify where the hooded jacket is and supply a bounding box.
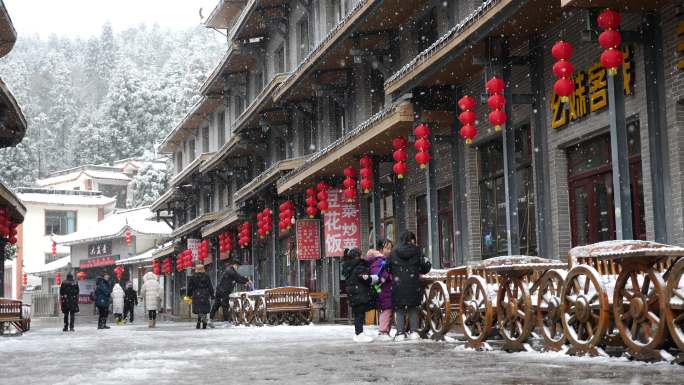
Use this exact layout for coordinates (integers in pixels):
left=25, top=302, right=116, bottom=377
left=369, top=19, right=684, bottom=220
left=367, top=250, right=392, bottom=310
left=187, top=272, right=214, bottom=315
left=124, top=285, right=138, bottom=309
left=342, top=257, right=373, bottom=310
left=140, top=272, right=162, bottom=311
left=215, top=266, right=248, bottom=305
left=59, top=277, right=80, bottom=313
left=94, top=277, right=111, bottom=309
left=387, top=244, right=431, bottom=307
left=111, top=284, right=125, bottom=314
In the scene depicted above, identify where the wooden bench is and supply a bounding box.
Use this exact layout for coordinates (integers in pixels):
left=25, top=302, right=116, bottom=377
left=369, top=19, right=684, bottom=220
left=262, top=287, right=312, bottom=325
left=0, top=298, right=30, bottom=335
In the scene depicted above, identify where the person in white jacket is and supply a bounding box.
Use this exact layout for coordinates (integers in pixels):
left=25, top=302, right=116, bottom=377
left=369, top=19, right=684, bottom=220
left=111, top=283, right=125, bottom=325
left=140, top=271, right=162, bottom=328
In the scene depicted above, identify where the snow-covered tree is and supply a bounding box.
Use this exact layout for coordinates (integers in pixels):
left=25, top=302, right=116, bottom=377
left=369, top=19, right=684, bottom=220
left=129, top=160, right=170, bottom=207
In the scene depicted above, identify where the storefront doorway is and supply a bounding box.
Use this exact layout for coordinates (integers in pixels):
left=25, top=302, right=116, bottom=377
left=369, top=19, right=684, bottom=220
left=568, top=122, right=645, bottom=246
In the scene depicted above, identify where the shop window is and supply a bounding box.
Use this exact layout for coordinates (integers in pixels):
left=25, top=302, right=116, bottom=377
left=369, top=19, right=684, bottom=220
left=45, top=210, right=77, bottom=235
left=380, top=193, right=395, bottom=243
left=568, top=120, right=645, bottom=245
left=478, top=125, right=536, bottom=258
left=438, top=186, right=455, bottom=267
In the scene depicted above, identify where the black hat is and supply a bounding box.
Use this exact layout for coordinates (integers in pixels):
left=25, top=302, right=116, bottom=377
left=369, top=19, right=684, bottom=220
left=227, top=259, right=241, bottom=266
left=66, top=273, right=74, bottom=280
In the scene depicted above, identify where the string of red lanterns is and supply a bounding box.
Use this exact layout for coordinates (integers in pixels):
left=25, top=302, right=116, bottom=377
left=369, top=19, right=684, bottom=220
left=55, top=272, right=62, bottom=285
left=306, top=188, right=319, bottom=218
left=52, top=241, right=57, bottom=257
left=0, top=209, right=18, bottom=245
left=316, top=182, right=329, bottom=214
left=23, top=273, right=28, bottom=286
left=124, top=229, right=133, bottom=247
left=278, top=201, right=295, bottom=231
left=152, top=259, right=161, bottom=275
left=486, top=76, right=507, bottom=132
left=198, top=239, right=209, bottom=263
left=359, top=155, right=373, bottom=194
left=238, top=221, right=252, bottom=248
left=218, top=232, right=233, bottom=254
left=458, top=95, right=478, bottom=144
left=414, top=123, right=431, bottom=169
left=597, top=9, right=623, bottom=76
left=343, top=166, right=357, bottom=202
left=256, top=208, right=273, bottom=239
left=392, top=137, right=408, bottom=179
left=551, top=40, right=575, bottom=103
left=162, top=258, right=172, bottom=274
left=114, top=265, right=124, bottom=281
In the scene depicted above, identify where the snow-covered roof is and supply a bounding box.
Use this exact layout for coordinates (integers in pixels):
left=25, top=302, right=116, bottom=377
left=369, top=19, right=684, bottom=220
left=54, top=206, right=171, bottom=246
left=28, top=256, right=71, bottom=275
left=16, top=189, right=117, bottom=207
left=116, top=248, right=155, bottom=266
left=37, top=167, right=131, bottom=187
left=152, top=242, right=176, bottom=258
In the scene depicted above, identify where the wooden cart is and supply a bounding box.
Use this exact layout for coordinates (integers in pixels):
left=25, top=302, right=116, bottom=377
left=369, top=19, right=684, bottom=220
left=229, top=287, right=313, bottom=326
left=560, top=240, right=684, bottom=360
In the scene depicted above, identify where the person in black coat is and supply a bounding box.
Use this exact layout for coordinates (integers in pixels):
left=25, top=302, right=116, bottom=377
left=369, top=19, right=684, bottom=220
left=123, top=281, right=138, bottom=323
left=210, top=259, right=250, bottom=324
left=342, top=248, right=376, bottom=342
left=94, top=274, right=112, bottom=330
left=387, top=231, right=431, bottom=341
left=187, top=264, right=215, bottom=329
left=59, top=273, right=79, bottom=332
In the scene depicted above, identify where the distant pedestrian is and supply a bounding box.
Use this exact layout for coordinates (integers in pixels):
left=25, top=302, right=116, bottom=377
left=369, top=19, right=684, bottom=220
left=140, top=271, right=161, bottom=328
left=112, top=283, right=125, bottom=325
left=210, top=259, right=250, bottom=327
left=187, top=264, right=214, bottom=329
left=387, top=231, right=431, bottom=341
left=367, top=239, right=394, bottom=341
left=94, top=274, right=112, bottom=330
left=342, top=248, right=377, bottom=343
left=123, top=281, right=138, bottom=323
left=59, top=272, right=79, bottom=332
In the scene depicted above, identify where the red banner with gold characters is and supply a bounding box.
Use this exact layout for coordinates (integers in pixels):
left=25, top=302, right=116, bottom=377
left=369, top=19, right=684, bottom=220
left=324, top=189, right=361, bottom=257
left=296, top=219, right=321, bottom=260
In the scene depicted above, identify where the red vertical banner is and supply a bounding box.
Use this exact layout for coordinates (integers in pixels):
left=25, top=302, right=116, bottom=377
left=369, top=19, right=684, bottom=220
left=296, top=219, right=321, bottom=260
left=324, top=189, right=361, bottom=257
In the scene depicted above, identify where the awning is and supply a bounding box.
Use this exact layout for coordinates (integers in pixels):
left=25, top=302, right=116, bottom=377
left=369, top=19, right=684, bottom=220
left=204, top=0, right=248, bottom=29
left=277, top=101, right=415, bottom=194
left=116, top=248, right=156, bottom=266
left=152, top=242, right=176, bottom=259
left=29, top=256, right=71, bottom=276
left=169, top=212, right=220, bottom=239
left=201, top=208, right=241, bottom=238
left=0, top=181, right=25, bottom=224
left=150, top=187, right=184, bottom=212
left=234, top=157, right=306, bottom=203
left=169, top=152, right=215, bottom=187
left=199, top=43, right=256, bottom=97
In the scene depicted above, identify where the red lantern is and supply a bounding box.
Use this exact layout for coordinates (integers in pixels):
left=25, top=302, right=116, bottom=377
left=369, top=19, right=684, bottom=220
left=358, top=155, right=373, bottom=194
left=597, top=9, right=623, bottom=76
left=393, top=148, right=407, bottom=162
left=458, top=95, right=476, bottom=111
left=359, top=178, right=373, bottom=193
left=125, top=230, right=132, bottom=246
left=551, top=40, right=573, bottom=61
left=55, top=273, right=61, bottom=286
left=486, top=77, right=506, bottom=132
left=553, top=78, right=575, bottom=100
left=114, top=265, right=124, bottom=281
left=343, top=167, right=357, bottom=202
left=414, top=123, right=430, bottom=139
left=306, top=187, right=318, bottom=218
left=414, top=124, right=431, bottom=169
left=306, top=206, right=318, bottom=218
left=551, top=40, right=575, bottom=103
left=392, top=136, right=408, bottom=179
left=460, top=125, right=477, bottom=145
left=343, top=188, right=357, bottom=202
left=153, top=260, right=161, bottom=275
left=23, top=273, right=28, bottom=286
left=77, top=271, right=87, bottom=281
left=359, top=155, right=373, bottom=170
left=414, top=137, right=431, bottom=152
left=52, top=241, right=57, bottom=257
left=458, top=95, right=478, bottom=144
left=393, top=161, right=408, bottom=178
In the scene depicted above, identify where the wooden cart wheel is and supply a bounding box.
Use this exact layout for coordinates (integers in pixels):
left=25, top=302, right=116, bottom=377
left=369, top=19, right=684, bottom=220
left=458, top=276, right=494, bottom=347
left=242, top=298, right=255, bottom=325
left=614, top=263, right=668, bottom=352
left=231, top=298, right=243, bottom=326
left=267, top=313, right=279, bottom=326
left=536, top=269, right=567, bottom=350
left=428, top=282, right=451, bottom=336
left=303, top=297, right=314, bottom=324
left=560, top=265, right=610, bottom=352
left=253, top=297, right=266, bottom=326
left=417, top=286, right=431, bottom=335
left=497, top=276, right=533, bottom=348
left=667, top=258, right=684, bottom=351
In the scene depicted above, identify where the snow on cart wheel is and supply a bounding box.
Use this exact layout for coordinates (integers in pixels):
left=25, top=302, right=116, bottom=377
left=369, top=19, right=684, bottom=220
left=242, top=297, right=255, bottom=325
left=496, top=275, right=533, bottom=349
left=428, top=281, right=451, bottom=336
left=459, top=276, right=494, bottom=348
left=613, top=262, right=668, bottom=352
left=231, top=297, right=243, bottom=326
left=560, top=265, right=609, bottom=353
left=253, top=297, right=266, bottom=326
left=416, top=285, right=430, bottom=335
left=536, top=269, right=567, bottom=351
left=667, top=258, right=684, bottom=351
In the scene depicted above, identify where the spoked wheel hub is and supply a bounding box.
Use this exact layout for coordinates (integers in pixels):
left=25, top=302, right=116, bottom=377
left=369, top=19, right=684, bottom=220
left=575, top=296, right=590, bottom=322
left=628, top=296, right=646, bottom=320
left=466, top=300, right=481, bottom=321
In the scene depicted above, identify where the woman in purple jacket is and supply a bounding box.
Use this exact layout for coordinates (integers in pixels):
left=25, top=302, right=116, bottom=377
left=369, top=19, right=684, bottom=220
left=367, top=239, right=394, bottom=341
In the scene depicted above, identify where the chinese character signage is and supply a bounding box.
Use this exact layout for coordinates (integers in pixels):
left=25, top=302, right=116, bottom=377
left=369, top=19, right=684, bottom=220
left=551, top=46, right=634, bottom=129
left=296, top=219, right=321, bottom=260
left=187, top=238, right=199, bottom=259
left=79, top=255, right=119, bottom=269
left=324, top=189, right=361, bottom=257
left=88, top=241, right=112, bottom=257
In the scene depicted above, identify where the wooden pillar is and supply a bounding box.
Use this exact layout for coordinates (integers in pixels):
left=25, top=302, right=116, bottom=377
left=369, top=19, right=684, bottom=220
left=608, top=68, right=633, bottom=240
left=370, top=156, right=382, bottom=246
left=501, top=40, right=520, bottom=255
left=449, top=110, right=468, bottom=266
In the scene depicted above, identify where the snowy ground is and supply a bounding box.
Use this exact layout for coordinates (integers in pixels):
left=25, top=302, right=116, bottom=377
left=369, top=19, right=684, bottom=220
left=1, top=319, right=682, bottom=385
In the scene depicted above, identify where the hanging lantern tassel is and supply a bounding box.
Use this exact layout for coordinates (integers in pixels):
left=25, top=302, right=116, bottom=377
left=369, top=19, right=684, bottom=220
left=458, top=95, right=478, bottom=145
left=551, top=40, right=575, bottom=103
left=392, top=137, right=408, bottom=179
left=597, top=9, right=623, bottom=76
left=486, top=77, right=507, bottom=132
left=413, top=123, right=431, bottom=169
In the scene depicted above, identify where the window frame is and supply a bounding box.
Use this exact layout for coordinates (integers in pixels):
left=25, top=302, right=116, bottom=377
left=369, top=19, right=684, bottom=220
left=45, top=210, right=77, bottom=236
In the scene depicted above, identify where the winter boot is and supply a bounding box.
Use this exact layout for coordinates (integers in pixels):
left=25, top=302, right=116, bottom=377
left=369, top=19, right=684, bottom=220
left=152, top=318, right=156, bottom=328
left=97, top=318, right=103, bottom=330
left=102, top=319, right=110, bottom=329
left=207, top=319, right=215, bottom=329
left=196, top=319, right=201, bottom=329
left=63, top=326, right=68, bottom=332
left=69, top=327, right=75, bottom=332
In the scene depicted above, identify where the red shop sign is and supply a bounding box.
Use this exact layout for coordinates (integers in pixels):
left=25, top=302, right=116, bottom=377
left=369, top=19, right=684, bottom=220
left=324, top=189, right=361, bottom=257
left=79, top=256, right=118, bottom=269
left=296, top=219, right=321, bottom=260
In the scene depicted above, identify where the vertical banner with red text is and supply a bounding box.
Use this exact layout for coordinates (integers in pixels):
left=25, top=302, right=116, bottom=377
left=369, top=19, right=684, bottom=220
left=296, top=219, right=321, bottom=260
left=324, top=189, right=361, bottom=257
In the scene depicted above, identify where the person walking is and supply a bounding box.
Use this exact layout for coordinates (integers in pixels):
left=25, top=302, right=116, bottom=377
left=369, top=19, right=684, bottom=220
left=94, top=274, right=112, bottom=330
left=123, top=281, right=138, bottom=323
left=210, top=259, right=250, bottom=327
left=387, top=231, right=431, bottom=341
left=59, top=272, right=79, bottom=332
left=187, top=264, right=214, bottom=329
left=112, top=283, right=125, bottom=325
left=342, top=248, right=376, bottom=343
left=367, top=239, right=394, bottom=341
left=140, top=271, right=162, bottom=328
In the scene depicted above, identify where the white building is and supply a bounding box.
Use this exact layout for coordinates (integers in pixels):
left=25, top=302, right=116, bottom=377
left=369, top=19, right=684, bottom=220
left=14, top=188, right=117, bottom=291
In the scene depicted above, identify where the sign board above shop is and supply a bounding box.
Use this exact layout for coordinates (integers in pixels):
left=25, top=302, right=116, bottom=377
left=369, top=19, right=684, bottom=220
left=88, top=241, right=112, bottom=257
left=79, top=255, right=119, bottom=269
left=296, top=219, right=321, bottom=260
left=324, top=189, right=361, bottom=257
left=551, top=46, right=634, bottom=130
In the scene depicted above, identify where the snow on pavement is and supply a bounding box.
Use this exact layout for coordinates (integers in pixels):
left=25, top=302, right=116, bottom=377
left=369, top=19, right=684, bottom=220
left=1, top=321, right=682, bottom=385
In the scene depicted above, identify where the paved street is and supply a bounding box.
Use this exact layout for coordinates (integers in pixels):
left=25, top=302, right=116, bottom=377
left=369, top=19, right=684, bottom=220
left=1, top=319, right=681, bottom=385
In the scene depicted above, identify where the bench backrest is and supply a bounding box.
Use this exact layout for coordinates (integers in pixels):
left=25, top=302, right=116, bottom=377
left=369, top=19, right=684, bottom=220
left=264, top=287, right=310, bottom=310
left=0, top=298, right=23, bottom=320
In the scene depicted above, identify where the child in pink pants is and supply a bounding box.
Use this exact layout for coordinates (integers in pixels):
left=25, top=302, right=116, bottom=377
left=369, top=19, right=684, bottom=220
left=368, top=239, right=394, bottom=340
